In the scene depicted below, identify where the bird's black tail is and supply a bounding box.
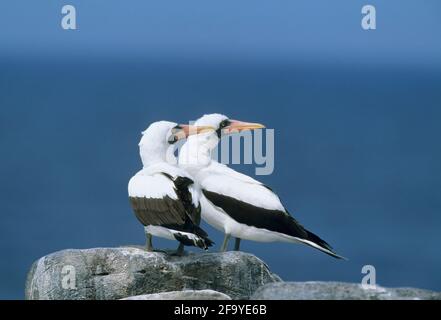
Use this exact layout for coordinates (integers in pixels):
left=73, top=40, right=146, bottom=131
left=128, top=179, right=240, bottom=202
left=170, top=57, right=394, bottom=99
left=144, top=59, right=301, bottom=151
left=192, top=225, right=215, bottom=250
left=299, top=228, right=346, bottom=260
left=173, top=226, right=214, bottom=251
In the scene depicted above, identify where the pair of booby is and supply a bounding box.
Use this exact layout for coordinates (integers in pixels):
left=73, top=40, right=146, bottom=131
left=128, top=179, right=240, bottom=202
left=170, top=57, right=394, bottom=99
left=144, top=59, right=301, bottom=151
left=128, top=115, right=343, bottom=259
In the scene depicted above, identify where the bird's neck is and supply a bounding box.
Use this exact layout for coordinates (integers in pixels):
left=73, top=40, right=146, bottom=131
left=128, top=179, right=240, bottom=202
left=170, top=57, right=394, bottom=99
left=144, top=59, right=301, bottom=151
left=140, top=143, right=177, bottom=168
left=178, top=138, right=213, bottom=173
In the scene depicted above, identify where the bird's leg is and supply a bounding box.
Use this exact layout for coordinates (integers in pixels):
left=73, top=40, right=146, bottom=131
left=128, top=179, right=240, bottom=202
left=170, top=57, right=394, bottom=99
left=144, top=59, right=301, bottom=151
left=173, top=243, right=185, bottom=257
left=234, top=238, right=241, bottom=251
left=145, top=233, right=153, bottom=252
left=220, top=234, right=231, bottom=252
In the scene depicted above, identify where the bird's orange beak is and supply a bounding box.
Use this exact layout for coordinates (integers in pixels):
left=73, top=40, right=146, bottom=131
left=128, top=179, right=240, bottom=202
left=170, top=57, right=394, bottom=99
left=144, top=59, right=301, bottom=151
left=223, top=120, right=265, bottom=134
left=178, top=124, right=215, bottom=139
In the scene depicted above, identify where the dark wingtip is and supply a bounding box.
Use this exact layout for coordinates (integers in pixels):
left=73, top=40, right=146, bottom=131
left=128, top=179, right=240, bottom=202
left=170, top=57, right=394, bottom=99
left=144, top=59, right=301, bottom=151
left=304, top=229, right=346, bottom=260
left=304, top=230, right=333, bottom=251
left=192, top=234, right=215, bottom=251
left=325, top=250, right=348, bottom=260
left=193, top=226, right=215, bottom=249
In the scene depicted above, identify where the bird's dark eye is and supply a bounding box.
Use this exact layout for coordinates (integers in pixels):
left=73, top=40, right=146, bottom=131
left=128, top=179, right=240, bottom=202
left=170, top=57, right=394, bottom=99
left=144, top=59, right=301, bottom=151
left=216, top=119, right=231, bottom=138
left=168, top=134, right=179, bottom=144
left=219, top=119, right=231, bottom=129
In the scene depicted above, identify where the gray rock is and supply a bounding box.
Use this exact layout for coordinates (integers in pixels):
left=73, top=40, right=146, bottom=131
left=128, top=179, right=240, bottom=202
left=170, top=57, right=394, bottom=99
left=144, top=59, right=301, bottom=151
left=122, top=290, right=232, bottom=300
left=251, top=282, right=441, bottom=300
left=25, top=247, right=281, bottom=300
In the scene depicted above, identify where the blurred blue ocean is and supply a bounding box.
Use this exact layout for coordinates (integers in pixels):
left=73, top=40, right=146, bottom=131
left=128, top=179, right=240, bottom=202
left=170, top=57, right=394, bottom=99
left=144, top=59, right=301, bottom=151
left=1, top=56, right=440, bottom=299
left=0, top=0, right=441, bottom=299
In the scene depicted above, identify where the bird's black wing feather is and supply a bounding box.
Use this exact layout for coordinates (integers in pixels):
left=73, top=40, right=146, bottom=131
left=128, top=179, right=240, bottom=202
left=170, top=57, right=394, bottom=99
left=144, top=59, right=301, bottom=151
left=172, top=176, right=202, bottom=226
left=202, top=189, right=308, bottom=238
left=129, top=195, right=187, bottom=226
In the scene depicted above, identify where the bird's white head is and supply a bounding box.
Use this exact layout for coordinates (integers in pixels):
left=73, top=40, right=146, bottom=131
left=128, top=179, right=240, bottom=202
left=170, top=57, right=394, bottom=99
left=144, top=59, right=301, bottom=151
left=194, top=113, right=229, bottom=130
left=139, top=121, right=215, bottom=167
left=195, top=113, right=265, bottom=139
left=138, top=121, right=180, bottom=167
left=179, top=113, right=265, bottom=170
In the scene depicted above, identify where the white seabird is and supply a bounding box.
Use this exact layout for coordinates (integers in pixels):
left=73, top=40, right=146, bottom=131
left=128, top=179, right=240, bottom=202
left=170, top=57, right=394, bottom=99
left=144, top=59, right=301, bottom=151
left=128, top=121, right=215, bottom=255
left=178, top=114, right=344, bottom=259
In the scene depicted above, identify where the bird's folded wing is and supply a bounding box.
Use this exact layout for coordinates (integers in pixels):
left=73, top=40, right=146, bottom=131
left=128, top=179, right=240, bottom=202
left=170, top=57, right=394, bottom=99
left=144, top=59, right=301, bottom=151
left=202, top=189, right=308, bottom=239
left=201, top=163, right=342, bottom=259
left=200, top=165, right=286, bottom=212
left=128, top=173, right=186, bottom=226
left=128, top=172, right=200, bottom=228
left=129, top=195, right=188, bottom=226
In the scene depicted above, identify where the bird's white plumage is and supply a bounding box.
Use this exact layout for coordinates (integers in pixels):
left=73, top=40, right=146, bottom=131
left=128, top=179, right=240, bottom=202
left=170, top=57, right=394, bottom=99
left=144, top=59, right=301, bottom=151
left=196, top=162, right=285, bottom=211
left=128, top=169, right=177, bottom=200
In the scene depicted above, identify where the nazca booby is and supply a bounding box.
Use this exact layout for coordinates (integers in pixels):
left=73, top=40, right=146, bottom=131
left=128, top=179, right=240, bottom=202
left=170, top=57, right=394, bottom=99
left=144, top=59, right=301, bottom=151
left=128, top=121, right=214, bottom=255
left=178, top=114, right=344, bottom=259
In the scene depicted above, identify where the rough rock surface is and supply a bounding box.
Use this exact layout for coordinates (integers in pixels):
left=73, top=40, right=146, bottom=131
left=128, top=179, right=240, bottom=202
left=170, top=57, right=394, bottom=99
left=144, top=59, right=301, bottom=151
left=122, top=290, right=232, bottom=300
left=25, top=247, right=281, bottom=300
left=251, top=282, right=441, bottom=300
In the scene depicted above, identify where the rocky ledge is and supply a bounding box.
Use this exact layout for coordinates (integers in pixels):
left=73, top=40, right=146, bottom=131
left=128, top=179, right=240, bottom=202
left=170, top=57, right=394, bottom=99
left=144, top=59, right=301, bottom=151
left=25, top=247, right=281, bottom=300
left=25, top=247, right=440, bottom=300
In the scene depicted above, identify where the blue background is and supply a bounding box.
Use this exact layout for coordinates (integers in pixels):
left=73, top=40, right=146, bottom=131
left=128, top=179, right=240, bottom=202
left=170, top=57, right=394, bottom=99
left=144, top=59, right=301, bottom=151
left=0, top=1, right=440, bottom=299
